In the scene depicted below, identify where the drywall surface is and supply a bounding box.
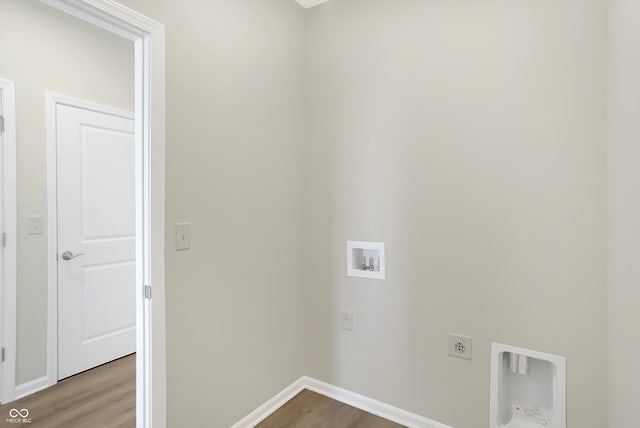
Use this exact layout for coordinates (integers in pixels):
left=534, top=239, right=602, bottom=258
left=0, top=0, right=134, bottom=385
left=608, top=1, right=640, bottom=427
left=116, top=0, right=306, bottom=426
left=302, top=1, right=608, bottom=427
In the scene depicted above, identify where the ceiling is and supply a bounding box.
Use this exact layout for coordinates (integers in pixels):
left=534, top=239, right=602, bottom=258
left=294, top=0, right=329, bottom=9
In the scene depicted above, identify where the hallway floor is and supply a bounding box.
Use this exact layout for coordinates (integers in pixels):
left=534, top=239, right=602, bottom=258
left=0, top=354, right=135, bottom=428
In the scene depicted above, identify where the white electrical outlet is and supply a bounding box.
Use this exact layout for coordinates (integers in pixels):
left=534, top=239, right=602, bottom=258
left=448, top=333, right=472, bottom=360
left=341, top=311, right=353, bottom=331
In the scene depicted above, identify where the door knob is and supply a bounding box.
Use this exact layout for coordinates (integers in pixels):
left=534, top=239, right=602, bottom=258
left=61, top=251, right=84, bottom=261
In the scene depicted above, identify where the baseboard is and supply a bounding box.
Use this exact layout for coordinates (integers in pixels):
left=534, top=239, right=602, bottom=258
left=230, top=377, right=307, bottom=428
left=232, top=375, right=453, bottom=428
left=303, top=377, right=453, bottom=428
left=14, top=376, right=49, bottom=400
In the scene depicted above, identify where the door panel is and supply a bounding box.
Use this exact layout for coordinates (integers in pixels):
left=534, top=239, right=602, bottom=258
left=80, top=125, right=135, bottom=240
left=57, top=103, right=135, bottom=380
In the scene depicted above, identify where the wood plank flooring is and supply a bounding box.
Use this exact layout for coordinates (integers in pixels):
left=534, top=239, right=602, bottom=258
left=0, top=354, right=135, bottom=428
left=256, top=389, right=406, bottom=428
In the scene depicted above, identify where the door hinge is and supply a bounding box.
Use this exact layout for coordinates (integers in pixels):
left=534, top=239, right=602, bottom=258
left=0, top=115, right=4, bottom=134
left=1, top=232, right=5, bottom=248
left=1, top=347, right=5, bottom=362
left=144, top=285, right=152, bottom=299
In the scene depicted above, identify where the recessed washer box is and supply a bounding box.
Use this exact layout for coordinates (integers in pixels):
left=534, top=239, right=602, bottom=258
left=490, top=343, right=566, bottom=428
left=347, top=241, right=385, bottom=280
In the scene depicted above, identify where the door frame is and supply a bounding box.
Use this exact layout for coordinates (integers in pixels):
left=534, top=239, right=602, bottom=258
left=45, top=91, right=135, bottom=382
left=0, top=78, right=18, bottom=404
left=40, top=2, right=166, bottom=427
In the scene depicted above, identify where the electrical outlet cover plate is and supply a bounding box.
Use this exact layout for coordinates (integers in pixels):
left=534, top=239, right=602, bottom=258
left=341, top=311, right=353, bottom=331
left=448, top=333, right=472, bottom=360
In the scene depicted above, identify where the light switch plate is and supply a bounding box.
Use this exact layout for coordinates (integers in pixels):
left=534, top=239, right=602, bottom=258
left=27, top=216, right=43, bottom=235
left=448, top=333, right=472, bottom=360
left=175, top=223, right=191, bottom=251
left=341, top=311, right=353, bottom=331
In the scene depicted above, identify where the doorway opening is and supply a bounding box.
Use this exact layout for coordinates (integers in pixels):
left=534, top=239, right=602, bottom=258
left=0, top=2, right=166, bottom=427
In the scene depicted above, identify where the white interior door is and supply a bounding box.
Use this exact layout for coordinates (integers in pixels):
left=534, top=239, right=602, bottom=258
left=56, top=102, right=135, bottom=380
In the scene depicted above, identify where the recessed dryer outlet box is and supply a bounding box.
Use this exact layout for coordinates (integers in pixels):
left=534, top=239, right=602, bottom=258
left=347, top=241, right=385, bottom=280
left=490, top=343, right=566, bottom=428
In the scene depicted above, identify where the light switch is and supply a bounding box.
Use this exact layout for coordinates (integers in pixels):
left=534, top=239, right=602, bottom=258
left=175, top=223, right=191, bottom=251
left=27, top=216, right=43, bottom=235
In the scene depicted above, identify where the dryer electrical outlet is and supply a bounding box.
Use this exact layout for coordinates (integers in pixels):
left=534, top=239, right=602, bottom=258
left=448, top=333, right=472, bottom=360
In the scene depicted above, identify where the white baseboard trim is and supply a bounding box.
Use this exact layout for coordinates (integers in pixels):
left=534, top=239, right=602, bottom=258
left=303, top=377, right=452, bottom=428
left=232, top=376, right=453, bottom=428
left=14, top=376, right=50, bottom=400
left=230, top=377, right=307, bottom=428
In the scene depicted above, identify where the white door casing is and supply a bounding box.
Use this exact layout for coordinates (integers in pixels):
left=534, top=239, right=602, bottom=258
left=0, top=79, right=17, bottom=404
left=56, top=102, right=135, bottom=379
left=0, top=85, right=5, bottom=401
left=40, top=2, right=165, bottom=426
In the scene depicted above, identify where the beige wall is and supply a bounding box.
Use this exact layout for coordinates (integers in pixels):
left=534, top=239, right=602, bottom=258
left=302, top=1, right=608, bottom=427
left=115, top=1, right=307, bottom=426
left=0, top=0, right=134, bottom=385
left=608, top=1, right=640, bottom=427
left=3, top=1, right=625, bottom=427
